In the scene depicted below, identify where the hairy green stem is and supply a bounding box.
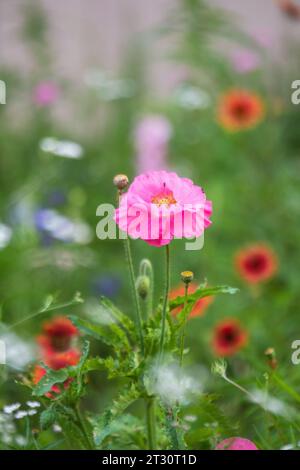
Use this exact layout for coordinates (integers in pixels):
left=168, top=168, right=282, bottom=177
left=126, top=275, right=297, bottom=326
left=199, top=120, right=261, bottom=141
left=75, top=403, right=93, bottom=450
left=179, top=283, right=189, bottom=366
left=158, top=245, right=170, bottom=361
left=146, top=396, right=157, bottom=450
left=123, top=236, right=145, bottom=355
left=141, top=259, right=154, bottom=320
left=117, top=189, right=144, bottom=355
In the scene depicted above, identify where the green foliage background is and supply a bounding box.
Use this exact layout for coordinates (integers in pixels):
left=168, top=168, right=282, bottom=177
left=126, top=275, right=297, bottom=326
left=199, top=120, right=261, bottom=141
left=0, top=0, right=300, bottom=450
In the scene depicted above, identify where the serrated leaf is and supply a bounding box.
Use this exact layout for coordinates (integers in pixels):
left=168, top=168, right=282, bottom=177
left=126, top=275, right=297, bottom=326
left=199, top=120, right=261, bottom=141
left=93, top=384, right=140, bottom=447
left=100, top=296, right=134, bottom=333
left=169, top=285, right=239, bottom=309
left=69, top=315, right=129, bottom=349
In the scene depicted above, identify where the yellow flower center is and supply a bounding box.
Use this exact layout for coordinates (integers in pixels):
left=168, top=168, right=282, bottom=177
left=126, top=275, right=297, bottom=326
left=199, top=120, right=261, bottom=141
left=151, top=191, right=177, bottom=207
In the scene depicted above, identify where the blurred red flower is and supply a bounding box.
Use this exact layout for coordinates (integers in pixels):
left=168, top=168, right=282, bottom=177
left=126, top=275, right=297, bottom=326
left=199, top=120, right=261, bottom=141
left=212, top=319, right=247, bottom=356
left=169, top=283, right=214, bottom=319
left=277, top=0, right=300, bottom=20
left=235, top=244, right=278, bottom=284
left=32, top=349, right=80, bottom=398
left=32, top=316, right=81, bottom=398
left=37, top=316, right=78, bottom=353
left=217, top=89, right=265, bottom=132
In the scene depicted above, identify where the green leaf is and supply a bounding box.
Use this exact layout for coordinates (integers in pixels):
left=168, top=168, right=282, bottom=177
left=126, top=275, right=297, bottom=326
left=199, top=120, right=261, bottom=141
left=33, top=366, right=70, bottom=396
left=40, top=405, right=56, bottom=430
left=93, top=384, right=140, bottom=447
left=69, top=315, right=129, bottom=348
left=100, top=296, right=135, bottom=333
left=169, top=285, right=239, bottom=309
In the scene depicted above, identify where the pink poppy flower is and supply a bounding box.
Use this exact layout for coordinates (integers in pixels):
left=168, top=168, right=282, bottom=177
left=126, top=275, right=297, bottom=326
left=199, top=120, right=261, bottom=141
left=33, top=81, right=59, bottom=106
left=134, top=116, right=172, bottom=174
left=216, top=437, right=258, bottom=450
left=114, top=171, right=212, bottom=247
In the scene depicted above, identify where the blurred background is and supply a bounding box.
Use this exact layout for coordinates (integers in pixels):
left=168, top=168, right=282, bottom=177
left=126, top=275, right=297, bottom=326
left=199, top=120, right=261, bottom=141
left=1, top=0, right=300, bottom=450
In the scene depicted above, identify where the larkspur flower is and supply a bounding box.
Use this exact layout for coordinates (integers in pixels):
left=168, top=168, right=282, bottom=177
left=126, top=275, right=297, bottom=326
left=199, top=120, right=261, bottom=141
left=216, top=437, right=258, bottom=450
left=212, top=319, right=248, bottom=357
left=91, top=275, right=121, bottom=298
left=217, top=89, right=265, bottom=132
left=169, top=283, right=214, bottom=319
left=33, top=81, right=59, bottom=106
left=235, top=244, right=278, bottom=284
left=115, top=171, right=212, bottom=247
left=35, top=209, right=92, bottom=244
left=134, top=116, right=172, bottom=174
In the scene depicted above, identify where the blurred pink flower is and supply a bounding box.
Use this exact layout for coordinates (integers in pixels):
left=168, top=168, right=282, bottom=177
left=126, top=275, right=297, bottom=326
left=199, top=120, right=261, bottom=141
left=231, top=49, right=260, bottom=74
left=251, top=29, right=274, bottom=49
left=134, top=116, right=172, bottom=174
left=216, top=437, right=258, bottom=450
left=33, top=81, right=59, bottom=106
left=115, top=170, right=212, bottom=247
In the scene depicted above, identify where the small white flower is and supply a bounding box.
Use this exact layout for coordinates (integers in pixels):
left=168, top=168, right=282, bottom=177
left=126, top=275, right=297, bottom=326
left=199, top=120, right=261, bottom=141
left=53, top=424, right=62, bottom=433
left=15, top=435, right=27, bottom=447
left=27, top=409, right=37, bottom=416
left=26, top=401, right=41, bottom=409
left=0, top=223, right=12, bottom=249
left=0, top=332, right=35, bottom=370
left=184, top=415, right=197, bottom=423
left=40, top=137, right=84, bottom=159
left=173, top=85, right=211, bottom=110
left=14, top=410, right=28, bottom=420
left=3, top=403, right=21, bottom=414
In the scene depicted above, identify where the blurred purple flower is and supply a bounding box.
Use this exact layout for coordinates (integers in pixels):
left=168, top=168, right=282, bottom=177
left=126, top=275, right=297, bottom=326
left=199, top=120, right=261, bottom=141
left=46, top=190, right=67, bottom=207
left=92, top=275, right=121, bottom=298
left=34, top=209, right=92, bottom=244
left=231, top=49, right=260, bottom=74
left=33, top=81, right=59, bottom=106
left=134, top=115, right=172, bottom=174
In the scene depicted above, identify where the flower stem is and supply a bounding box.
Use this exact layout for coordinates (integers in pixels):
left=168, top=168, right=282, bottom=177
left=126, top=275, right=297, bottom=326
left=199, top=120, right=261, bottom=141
left=179, top=283, right=189, bottom=366
left=146, top=396, right=157, bottom=449
left=75, top=403, right=93, bottom=450
left=159, top=244, right=170, bottom=361
left=117, top=189, right=144, bottom=355
left=123, top=236, right=145, bottom=355
left=141, top=259, right=154, bottom=320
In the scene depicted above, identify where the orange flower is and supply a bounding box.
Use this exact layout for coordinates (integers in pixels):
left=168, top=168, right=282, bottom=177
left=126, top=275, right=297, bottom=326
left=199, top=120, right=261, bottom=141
left=212, top=319, right=248, bottom=357
left=169, top=283, right=214, bottom=319
left=235, top=244, right=278, bottom=284
left=217, top=89, right=265, bottom=132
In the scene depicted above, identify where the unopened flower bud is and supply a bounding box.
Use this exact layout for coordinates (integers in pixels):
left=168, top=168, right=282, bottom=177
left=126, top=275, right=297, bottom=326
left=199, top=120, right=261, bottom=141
left=136, top=275, right=150, bottom=300
left=264, top=347, right=277, bottom=370
left=181, top=271, right=194, bottom=284
left=113, top=174, right=129, bottom=191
